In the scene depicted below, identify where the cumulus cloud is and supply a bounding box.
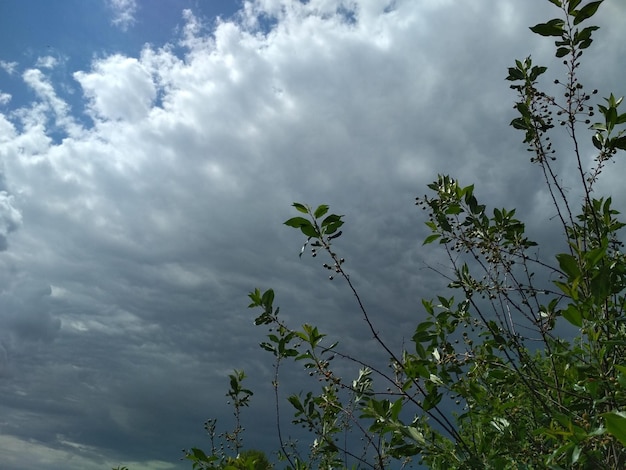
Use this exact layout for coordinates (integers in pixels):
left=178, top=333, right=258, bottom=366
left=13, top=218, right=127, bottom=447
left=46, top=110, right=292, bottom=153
left=74, top=55, right=156, bottom=122
left=23, top=70, right=70, bottom=123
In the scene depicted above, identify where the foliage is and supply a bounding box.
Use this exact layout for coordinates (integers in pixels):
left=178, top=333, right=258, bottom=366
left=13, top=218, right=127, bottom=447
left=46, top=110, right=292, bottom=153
left=183, top=371, right=266, bottom=470
left=186, top=448, right=272, bottom=470
left=192, top=1, right=626, bottom=469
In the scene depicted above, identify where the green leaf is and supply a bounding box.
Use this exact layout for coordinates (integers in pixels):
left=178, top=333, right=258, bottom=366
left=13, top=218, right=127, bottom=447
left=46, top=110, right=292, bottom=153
left=602, top=412, right=626, bottom=446
left=314, top=204, right=329, bottom=219
left=573, top=1, right=603, bottom=25
left=607, top=106, right=618, bottom=129
left=300, top=224, right=318, bottom=238
left=529, top=65, right=548, bottom=81
left=574, top=25, right=599, bottom=46
left=556, top=253, right=581, bottom=278
left=324, top=220, right=344, bottom=235
left=529, top=18, right=565, bottom=37
left=421, top=299, right=434, bottom=315
left=405, top=426, right=426, bottom=445
left=547, top=0, right=562, bottom=6
left=422, top=391, right=442, bottom=411
left=592, top=133, right=604, bottom=150
left=444, top=204, right=462, bottom=215
left=568, top=0, right=582, bottom=13
left=506, top=67, right=524, bottom=81
left=284, top=348, right=298, bottom=357
left=284, top=216, right=312, bottom=228
left=423, top=234, right=441, bottom=245
left=511, top=118, right=529, bottom=130
left=261, top=288, right=274, bottom=307
left=284, top=217, right=319, bottom=238
left=606, top=93, right=623, bottom=107
left=493, top=207, right=503, bottom=223
left=292, top=202, right=309, bottom=214
left=288, top=395, right=304, bottom=412
left=516, top=102, right=531, bottom=118
left=613, top=136, right=626, bottom=150
left=321, top=214, right=343, bottom=227
left=191, top=448, right=209, bottom=461
left=429, top=374, right=444, bottom=385
left=556, top=47, right=570, bottom=58
left=562, top=304, right=583, bottom=327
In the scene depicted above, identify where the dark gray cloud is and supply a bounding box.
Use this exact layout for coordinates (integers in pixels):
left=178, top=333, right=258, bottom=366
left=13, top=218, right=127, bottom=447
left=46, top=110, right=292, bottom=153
left=0, top=0, right=624, bottom=468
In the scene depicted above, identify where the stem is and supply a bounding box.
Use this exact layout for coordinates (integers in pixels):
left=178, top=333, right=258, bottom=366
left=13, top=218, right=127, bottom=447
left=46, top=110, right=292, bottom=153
left=272, top=357, right=298, bottom=468
left=309, top=210, right=472, bottom=457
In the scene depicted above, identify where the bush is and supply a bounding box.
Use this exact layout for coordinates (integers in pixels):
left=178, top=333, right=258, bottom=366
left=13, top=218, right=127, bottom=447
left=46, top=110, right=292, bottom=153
left=190, top=1, right=626, bottom=468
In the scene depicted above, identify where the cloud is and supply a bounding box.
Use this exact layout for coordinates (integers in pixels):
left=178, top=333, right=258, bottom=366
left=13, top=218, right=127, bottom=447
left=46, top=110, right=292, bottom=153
left=0, top=191, right=21, bottom=251
left=0, top=60, right=18, bottom=75
left=74, top=55, right=156, bottom=122
left=34, top=56, right=59, bottom=69
left=22, top=69, right=72, bottom=127
left=0, top=280, right=59, bottom=343
left=107, top=0, right=138, bottom=31
left=0, top=1, right=624, bottom=468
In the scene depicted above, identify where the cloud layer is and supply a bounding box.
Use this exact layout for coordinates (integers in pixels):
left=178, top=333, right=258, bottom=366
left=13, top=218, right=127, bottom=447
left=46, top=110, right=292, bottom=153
left=0, top=0, right=625, bottom=468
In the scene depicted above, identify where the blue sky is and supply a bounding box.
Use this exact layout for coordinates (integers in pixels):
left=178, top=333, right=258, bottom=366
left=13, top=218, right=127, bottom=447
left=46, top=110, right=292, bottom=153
left=1, top=1, right=240, bottom=127
left=0, top=1, right=625, bottom=469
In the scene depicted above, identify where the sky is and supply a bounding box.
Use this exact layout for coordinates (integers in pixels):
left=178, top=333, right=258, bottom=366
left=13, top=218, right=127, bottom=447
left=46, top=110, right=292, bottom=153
left=0, top=0, right=625, bottom=468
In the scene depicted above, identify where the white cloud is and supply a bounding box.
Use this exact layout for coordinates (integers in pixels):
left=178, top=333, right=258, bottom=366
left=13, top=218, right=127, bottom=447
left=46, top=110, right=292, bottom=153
left=0, top=192, right=21, bottom=245
left=23, top=70, right=68, bottom=120
left=0, top=434, right=178, bottom=470
left=0, top=60, right=18, bottom=75
left=107, top=0, right=138, bottom=31
left=74, top=55, right=156, bottom=122
left=0, top=92, right=11, bottom=106
left=34, top=56, right=59, bottom=69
